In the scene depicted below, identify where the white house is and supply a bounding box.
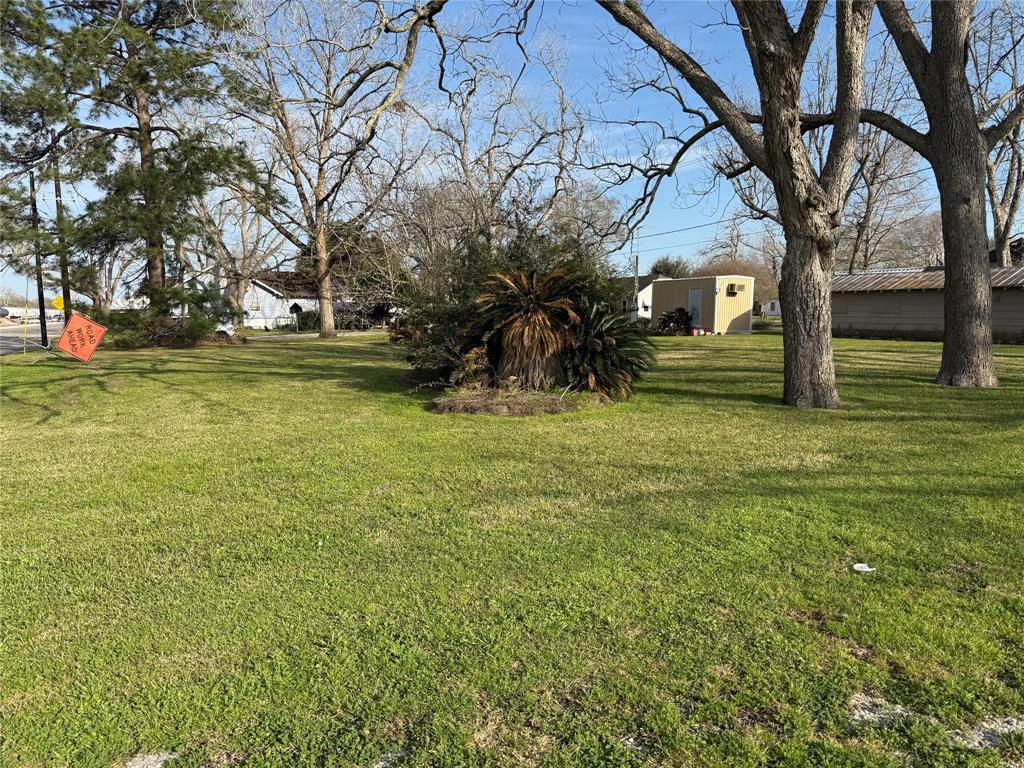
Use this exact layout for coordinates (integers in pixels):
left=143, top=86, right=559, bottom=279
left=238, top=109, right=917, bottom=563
left=241, top=273, right=320, bottom=329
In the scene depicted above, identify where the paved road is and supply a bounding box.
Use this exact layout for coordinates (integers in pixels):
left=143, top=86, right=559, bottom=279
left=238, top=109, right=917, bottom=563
left=0, top=323, right=60, bottom=356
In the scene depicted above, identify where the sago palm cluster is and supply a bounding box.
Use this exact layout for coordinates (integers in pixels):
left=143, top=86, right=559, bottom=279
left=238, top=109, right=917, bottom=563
left=567, top=302, right=656, bottom=399
left=476, top=268, right=655, bottom=398
left=476, top=268, right=582, bottom=389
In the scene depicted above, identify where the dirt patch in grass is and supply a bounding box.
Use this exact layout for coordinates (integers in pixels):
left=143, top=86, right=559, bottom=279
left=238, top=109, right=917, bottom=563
left=848, top=692, right=1024, bottom=753
left=950, top=716, right=1024, bottom=750
left=432, top=387, right=596, bottom=416
left=848, top=692, right=914, bottom=728
left=121, top=752, right=177, bottom=768
left=471, top=702, right=504, bottom=750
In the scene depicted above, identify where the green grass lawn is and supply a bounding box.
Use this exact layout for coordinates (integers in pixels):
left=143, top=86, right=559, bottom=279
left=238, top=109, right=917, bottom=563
left=2, top=335, right=1023, bottom=768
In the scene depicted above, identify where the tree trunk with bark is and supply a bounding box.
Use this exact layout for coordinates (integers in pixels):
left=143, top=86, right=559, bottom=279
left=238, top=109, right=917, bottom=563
left=924, top=20, right=997, bottom=386
left=596, top=0, right=873, bottom=408
left=933, top=152, right=997, bottom=385
left=226, top=273, right=246, bottom=327
left=985, top=125, right=1022, bottom=269
left=779, top=230, right=841, bottom=408
left=314, top=223, right=336, bottom=338
left=135, top=84, right=165, bottom=295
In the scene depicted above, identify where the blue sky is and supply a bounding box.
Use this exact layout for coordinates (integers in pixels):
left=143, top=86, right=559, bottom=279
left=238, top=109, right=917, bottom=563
left=532, top=0, right=768, bottom=274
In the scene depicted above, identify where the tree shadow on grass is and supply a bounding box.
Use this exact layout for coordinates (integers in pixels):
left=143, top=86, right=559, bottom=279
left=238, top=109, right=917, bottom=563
left=2, top=341, right=415, bottom=424
left=639, top=382, right=782, bottom=408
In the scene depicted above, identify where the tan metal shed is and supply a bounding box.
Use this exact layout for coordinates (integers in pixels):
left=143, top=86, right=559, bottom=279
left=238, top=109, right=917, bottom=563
left=831, top=266, right=1024, bottom=342
left=639, top=275, right=755, bottom=334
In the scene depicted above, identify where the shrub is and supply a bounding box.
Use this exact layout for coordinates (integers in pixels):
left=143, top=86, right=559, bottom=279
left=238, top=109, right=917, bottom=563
left=389, top=302, right=474, bottom=381
left=654, top=306, right=694, bottom=336
left=389, top=229, right=653, bottom=403
left=566, top=302, right=655, bottom=400
left=390, top=229, right=619, bottom=383
left=293, top=309, right=320, bottom=332
left=100, top=284, right=237, bottom=348
left=452, top=346, right=493, bottom=387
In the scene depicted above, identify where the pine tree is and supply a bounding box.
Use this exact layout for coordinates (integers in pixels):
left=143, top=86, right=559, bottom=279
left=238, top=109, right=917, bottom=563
left=1, top=0, right=247, bottom=318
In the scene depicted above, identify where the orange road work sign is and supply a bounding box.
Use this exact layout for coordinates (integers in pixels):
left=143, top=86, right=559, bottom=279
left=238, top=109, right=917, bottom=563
left=56, top=311, right=108, bottom=362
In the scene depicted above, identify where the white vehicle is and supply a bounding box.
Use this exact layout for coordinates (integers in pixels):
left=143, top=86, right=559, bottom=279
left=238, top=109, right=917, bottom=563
left=213, top=322, right=236, bottom=339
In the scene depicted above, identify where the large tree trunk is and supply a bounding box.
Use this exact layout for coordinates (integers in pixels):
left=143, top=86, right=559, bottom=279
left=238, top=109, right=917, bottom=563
left=595, top=0, right=872, bottom=408
left=226, top=274, right=247, bottom=328
left=314, top=225, right=336, bottom=338
left=933, top=158, right=998, bottom=386
left=779, top=233, right=841, bottom=408
left=929, top=87, right=998, bottom=386
left=875, top=0, right=998, bottom=387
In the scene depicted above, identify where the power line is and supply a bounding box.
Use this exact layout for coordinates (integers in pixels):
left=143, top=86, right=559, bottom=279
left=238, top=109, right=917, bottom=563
left=629, top=216, right=734, bottom=241
left=630, top=236, right=720, bottom=256
left=628, top=193, right=947, bottom=251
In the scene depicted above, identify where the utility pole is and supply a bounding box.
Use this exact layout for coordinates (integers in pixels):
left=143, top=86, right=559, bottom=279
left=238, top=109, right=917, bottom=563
left=52, top=131, right=72, bottom=322
left=28, top=170, right=48, bottom=347
left=631, top=238, right=639, bottom=322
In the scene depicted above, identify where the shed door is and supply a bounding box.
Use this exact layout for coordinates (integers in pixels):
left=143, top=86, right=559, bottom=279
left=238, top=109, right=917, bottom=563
left=688, top=288, right=703, bottom=327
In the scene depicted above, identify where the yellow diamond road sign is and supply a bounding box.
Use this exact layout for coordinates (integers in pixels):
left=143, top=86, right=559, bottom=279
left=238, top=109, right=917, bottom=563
left=51, top=296, right=64, bottom=310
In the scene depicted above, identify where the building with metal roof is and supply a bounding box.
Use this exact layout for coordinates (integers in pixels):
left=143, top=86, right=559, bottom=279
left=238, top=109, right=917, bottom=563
left=831, top=266, right=1024, bottom=342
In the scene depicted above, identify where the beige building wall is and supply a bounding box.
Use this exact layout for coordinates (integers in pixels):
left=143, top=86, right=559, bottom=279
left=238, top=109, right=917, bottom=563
left=993, top=289, right=1024, bottom=340
left=646, top=276, right=755, bottom=333
left=649, top=277, right=717, bottom=331
left=713, top=276, right=754, bottom=333
left=832, top=288, right=1024, bottom=342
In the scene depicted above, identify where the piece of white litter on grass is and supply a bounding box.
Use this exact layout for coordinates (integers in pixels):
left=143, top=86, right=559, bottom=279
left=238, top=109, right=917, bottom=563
left=124, top=753, right=177, bottom=768
left=852, top=563, right=876, bottom=573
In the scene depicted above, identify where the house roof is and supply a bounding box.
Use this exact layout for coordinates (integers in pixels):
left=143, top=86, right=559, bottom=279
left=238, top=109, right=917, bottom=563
left=832, top=265, right=1024, bottom=292
left=612, top=274, right=660, bottom=294
left=252, top=271, right=323, bottom=300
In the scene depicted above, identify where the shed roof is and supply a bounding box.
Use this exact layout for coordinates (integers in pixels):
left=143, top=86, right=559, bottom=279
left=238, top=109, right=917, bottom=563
left=832, top=266, right=1024, bottom=293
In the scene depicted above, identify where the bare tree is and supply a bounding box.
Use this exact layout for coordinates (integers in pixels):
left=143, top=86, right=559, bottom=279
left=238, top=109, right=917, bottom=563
left=183, top=191, right=289, bottom=322
left=710, top=39, right=928, bottom=275
left=224, top=0, right=447, bottom=337
left=696, top=217, right=745, bottom=265
left=971, top=0, right=1024, bottom=268
left=385, top=36, right=595, bottom=287
left=885, top=211, right=944, bottom=267
left=75, top=244, right=144, bottom=313
left=596, top=0, right=875, bottom=408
